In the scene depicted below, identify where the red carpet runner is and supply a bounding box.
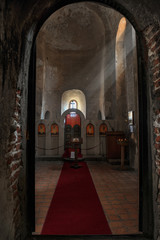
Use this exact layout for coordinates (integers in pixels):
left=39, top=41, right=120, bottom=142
left=41, top=161, right=112, bottom=235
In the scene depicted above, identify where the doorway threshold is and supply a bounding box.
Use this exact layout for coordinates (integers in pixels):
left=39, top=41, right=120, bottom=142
left=30, top=233, right=151, bottom=240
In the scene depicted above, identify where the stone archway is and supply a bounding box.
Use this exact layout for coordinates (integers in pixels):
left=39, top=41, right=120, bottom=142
left=1, top=0, right=160, bottom=239
left=27, top=3, right=152, bottom=236
left=23, top=3, right=154, bottom=238
left=26, top=9, right=155, bottom=236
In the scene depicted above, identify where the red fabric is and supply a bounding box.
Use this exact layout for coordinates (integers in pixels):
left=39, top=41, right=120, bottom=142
left=41, top=162, right=112, bottom=235
left=65, top=113, right=81, bottom=128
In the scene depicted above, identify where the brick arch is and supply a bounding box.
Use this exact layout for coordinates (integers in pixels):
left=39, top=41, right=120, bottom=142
left=6, top=1, right=159, bottom=240
left=143, top=24, right=160, bottom=234
left=25, top=3, right=156, bottom=239
left=31, top=0, right=142, bottom=38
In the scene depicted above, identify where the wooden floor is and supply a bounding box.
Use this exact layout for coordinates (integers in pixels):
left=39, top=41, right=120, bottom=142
left=34, top=160, right=139, bottom=235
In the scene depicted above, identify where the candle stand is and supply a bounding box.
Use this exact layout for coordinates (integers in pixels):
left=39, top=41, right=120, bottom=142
left=117, top=138, right=128, bottom=169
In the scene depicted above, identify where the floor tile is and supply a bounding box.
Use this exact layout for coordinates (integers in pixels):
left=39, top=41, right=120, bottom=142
left=35, top=160, right=140, bottom=235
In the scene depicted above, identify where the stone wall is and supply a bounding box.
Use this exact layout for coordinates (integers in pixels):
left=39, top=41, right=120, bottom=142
left=5, top=90, right=22, bottom=239
left=144, top=24, right=160, bottom=239
left=0, top=90, right=22, bottom=240
left=0, top=0, right=25, bottom=238
left=0, top=0, right=160, bottom=240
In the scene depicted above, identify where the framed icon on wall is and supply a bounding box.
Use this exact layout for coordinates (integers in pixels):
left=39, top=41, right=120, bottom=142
left=99, top=123, right=107, bottom=136
left=86, top=123, right=94, bottom=136
left=51, top=123, right=59, bottom=136
left=38, top=123, right=46, bottom=135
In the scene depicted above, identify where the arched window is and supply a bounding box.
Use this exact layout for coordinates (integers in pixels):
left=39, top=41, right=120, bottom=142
left=116, top=17, right=127, bottom=120
left=45, top=111, right=50, bottom=119
left=98, top=110, right=102, bottom=120
left=69, top=100, right=77, bottom=109
left=61, top=89, right=86, bottom=117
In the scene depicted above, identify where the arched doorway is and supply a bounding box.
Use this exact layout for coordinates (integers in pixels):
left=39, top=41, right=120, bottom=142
left=32, top=2, right=147, bottom=236
left=26, top=0, right=154, bottom=239
left=34, top=4, right=140, bottom=234
left=2, top=0, right=160, bottom=237
left=63, top=112, right=82, bottom=158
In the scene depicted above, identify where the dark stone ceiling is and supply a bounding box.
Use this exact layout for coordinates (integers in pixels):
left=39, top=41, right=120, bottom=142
left=37, top=3, right=122, bottom=51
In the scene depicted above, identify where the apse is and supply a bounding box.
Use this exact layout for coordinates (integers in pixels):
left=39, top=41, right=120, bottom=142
left=61, top=89, right=86, bottom=117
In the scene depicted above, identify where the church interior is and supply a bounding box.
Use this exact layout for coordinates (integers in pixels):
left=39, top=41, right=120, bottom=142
left=35, top=3, right=139, bottom=234
left=35, top=3, right=138, bottom=167
left=1, top=0, right=160, bottom=239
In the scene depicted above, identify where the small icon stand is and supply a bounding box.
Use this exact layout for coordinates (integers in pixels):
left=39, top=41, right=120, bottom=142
left=70, top=137, right=83, bottom=169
